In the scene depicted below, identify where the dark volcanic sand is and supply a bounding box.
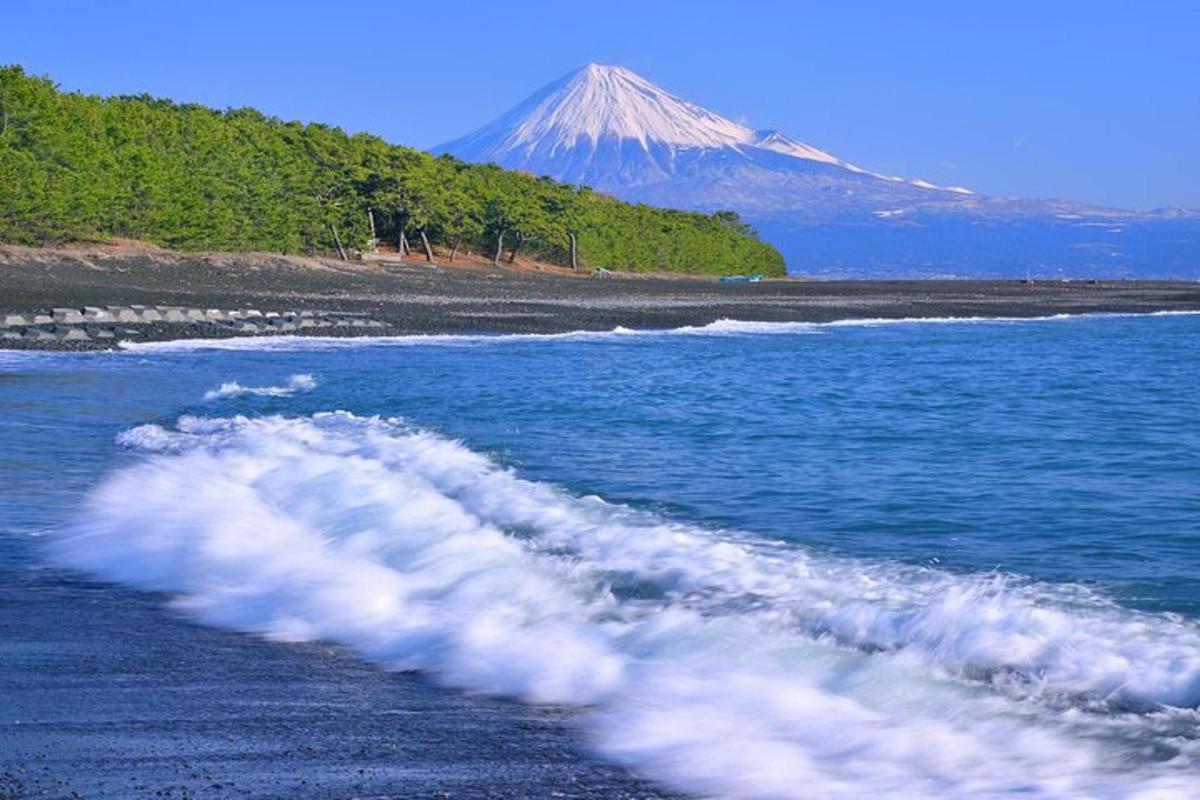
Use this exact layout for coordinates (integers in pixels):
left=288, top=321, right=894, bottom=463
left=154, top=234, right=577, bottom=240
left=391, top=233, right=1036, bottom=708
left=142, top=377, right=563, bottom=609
left=0, top=555, right=672, bottom=799
left=3, top=247, right=1200, bottom=350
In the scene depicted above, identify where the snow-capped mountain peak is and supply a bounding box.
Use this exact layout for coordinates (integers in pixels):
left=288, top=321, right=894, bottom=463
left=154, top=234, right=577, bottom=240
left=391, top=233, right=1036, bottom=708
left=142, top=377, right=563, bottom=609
left=491, top=63, right=753, bottom=154
left=435, top=63, right=972, bottom=199
left=435, top=63, right=929, bottom=183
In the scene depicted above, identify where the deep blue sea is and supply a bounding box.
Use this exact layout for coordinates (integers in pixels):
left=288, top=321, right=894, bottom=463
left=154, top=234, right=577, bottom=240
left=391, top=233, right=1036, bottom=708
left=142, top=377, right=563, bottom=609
left=2, top=313, right=1199, bottom=798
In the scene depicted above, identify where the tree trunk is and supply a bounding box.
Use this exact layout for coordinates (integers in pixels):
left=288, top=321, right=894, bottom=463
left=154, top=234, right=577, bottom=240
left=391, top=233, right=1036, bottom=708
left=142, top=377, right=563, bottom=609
left=367, top=209, right=377, bottom=252
left=393, top=211, right=409, bottom=256
left=508, top=232, right=524, bottom=264
left=569, top=232, right=578, bottom=270
left=330, top=224, right=347, bottom=261
left=449, top=235, right=462, bottom=262
left=492, top=230, right=504, bottom=266
left=419, top=229, right=434, bottom=263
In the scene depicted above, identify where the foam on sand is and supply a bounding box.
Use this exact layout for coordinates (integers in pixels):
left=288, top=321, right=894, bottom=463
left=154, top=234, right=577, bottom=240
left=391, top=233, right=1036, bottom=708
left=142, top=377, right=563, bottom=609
left=57, top=413, right=1200, bottom=798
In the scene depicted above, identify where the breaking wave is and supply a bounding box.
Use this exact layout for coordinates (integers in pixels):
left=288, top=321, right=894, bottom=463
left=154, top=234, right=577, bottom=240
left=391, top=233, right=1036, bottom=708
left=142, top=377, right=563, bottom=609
left=202, top=373, right=317, bottom=400
left=58, top=413, right=1200, bottom=798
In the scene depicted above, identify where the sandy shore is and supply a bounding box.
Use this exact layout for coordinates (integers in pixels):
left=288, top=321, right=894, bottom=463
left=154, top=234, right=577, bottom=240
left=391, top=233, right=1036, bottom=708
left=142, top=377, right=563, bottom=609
left=3, top=244, right=1200, bottom=350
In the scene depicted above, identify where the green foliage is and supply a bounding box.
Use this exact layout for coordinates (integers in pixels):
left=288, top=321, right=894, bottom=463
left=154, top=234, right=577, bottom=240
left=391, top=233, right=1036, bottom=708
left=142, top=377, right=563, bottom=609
left=0, top=66, right=785, bottom=276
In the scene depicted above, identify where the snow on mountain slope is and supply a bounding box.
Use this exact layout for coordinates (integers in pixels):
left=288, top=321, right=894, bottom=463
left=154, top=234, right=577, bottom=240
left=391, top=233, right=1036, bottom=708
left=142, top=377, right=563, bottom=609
left=751, top=129, right=851, bottom=169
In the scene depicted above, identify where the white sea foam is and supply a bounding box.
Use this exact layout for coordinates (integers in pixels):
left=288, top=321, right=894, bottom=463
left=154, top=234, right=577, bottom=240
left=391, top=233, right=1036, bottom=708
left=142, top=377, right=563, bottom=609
left=115, top=310, right=1200, bottom=353
left=119, top=329, right=638, bottom=352
left=58, top=413, right=1200, bottom=798
left=202, top=373, right=317, bottom=401
left=115, top=323, right=820, bottom=353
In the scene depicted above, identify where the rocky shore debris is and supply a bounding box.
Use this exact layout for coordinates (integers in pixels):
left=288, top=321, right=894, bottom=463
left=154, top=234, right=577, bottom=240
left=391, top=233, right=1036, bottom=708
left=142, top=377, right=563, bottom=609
left=0, top=305, right=390, bottom=344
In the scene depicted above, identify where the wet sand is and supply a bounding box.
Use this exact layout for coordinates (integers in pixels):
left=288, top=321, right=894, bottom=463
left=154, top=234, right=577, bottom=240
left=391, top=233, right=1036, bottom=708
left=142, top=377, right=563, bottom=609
left=0, top=552, right=673, bottom=799
left=3, top=245, right=1200, bottom=350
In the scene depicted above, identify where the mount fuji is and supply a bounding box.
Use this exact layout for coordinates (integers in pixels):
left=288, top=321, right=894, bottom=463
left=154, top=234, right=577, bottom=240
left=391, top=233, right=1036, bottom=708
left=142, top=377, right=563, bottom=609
left=436, top=64, right=1200, bottom=278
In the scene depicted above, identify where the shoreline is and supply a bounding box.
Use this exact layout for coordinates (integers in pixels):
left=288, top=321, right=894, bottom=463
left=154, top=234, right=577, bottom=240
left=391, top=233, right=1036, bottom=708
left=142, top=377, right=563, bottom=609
left=33, top=309, right=1198, bottom=357
left=4, top=245, right=1200, bottom=350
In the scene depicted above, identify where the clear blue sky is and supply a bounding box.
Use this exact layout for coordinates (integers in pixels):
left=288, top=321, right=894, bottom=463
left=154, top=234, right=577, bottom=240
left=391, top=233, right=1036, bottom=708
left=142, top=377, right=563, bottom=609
left=3, top=0, right=1198, bottom=209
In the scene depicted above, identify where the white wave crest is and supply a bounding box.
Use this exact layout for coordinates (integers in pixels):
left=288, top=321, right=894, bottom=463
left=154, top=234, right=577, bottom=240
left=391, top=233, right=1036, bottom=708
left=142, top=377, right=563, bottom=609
left=203, top=373, right=317, bottom=400
left=56, top=413, right=1200, bottom=798
left=114, top=310, right=1200, bottom=353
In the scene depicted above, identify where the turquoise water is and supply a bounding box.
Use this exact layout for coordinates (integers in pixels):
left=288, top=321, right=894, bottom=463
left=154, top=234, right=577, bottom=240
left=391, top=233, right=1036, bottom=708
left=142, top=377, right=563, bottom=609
left=2, top=313, right=1199, bottom=798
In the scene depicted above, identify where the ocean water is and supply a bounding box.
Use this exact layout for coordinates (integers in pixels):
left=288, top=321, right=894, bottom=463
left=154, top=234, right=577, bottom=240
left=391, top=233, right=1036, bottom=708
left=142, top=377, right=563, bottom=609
left=2, top=313, right=1199, bottom=798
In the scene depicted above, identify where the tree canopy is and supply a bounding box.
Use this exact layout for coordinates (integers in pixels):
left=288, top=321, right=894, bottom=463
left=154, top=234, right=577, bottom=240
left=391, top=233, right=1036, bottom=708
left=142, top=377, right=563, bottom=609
left=0, top=66, right=785, bottom=276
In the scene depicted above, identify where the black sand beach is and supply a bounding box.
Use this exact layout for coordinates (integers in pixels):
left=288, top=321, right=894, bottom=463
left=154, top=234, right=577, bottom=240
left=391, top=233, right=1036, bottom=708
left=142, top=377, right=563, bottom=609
left=5, top=244, right=1200, bottom=799
left=3, top=244, right=1200, bottom=350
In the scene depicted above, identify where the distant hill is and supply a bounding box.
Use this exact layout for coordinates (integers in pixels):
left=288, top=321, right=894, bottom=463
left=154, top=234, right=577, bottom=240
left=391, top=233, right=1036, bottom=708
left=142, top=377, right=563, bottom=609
left=0, top=66, right=784, bottom=277
left=436, top=64, right=1200, bottom=279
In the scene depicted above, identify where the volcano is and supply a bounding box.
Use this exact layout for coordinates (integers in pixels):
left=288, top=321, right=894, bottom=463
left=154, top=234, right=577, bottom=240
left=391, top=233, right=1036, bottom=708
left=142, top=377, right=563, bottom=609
left=436, top=64, right=1200, bottom=278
